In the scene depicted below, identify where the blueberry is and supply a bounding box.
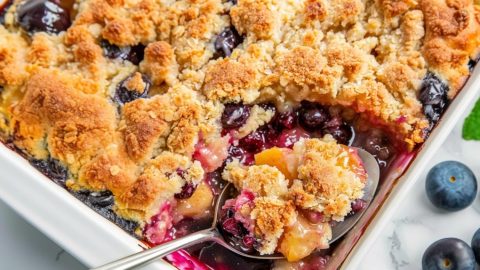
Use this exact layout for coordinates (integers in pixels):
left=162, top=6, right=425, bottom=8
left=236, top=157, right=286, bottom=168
left=419, top=72, right=449, bottom=126
left=88, top=191, right=114, bottom=208
left=364, top=130, right=393, bottom=166
left=214, top=27, right=244, bottom=59
left=0, top=0, right=13, bottom=25
left=100, top=40, right=145, bottom=65
left=472, top=228, right=480, bottom=264
left=422, top=238, right=476, bottom=270
left=298, top=101, right=330, bottom=130
left=30, top=157, right=68, bottom=185
left=469, top=58, right=478, bottom=72
left=17, top=0, right=71, bottom=35
left=272, top=110, right=297, bottom=130
left=350, top=199, right=367, bottom=213
left=226, top=145, right=253, bottom=165
left=221, top=103, right=251, bottom=129
left=114, top=73, right=151, bottom=105
left=174, top=183, right=197, bottom=199
left=221, top=217, right=242, bottom=237
left=425, top=161, right=477, bottom=211
left=323, top=124, right=353, bottom=145
left=240, top=130, right=267, bottom=153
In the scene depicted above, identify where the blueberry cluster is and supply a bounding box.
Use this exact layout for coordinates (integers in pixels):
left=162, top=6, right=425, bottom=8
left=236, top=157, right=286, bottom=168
left=422, top=161, right=479, bottom=270
left=219, top=207, right=257, bottom=253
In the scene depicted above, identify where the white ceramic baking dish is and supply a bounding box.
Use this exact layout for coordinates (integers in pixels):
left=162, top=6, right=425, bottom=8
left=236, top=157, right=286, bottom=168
left=0, top=65, right=479, bottom=270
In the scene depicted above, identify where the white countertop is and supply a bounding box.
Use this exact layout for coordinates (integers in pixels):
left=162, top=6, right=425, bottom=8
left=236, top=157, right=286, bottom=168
left=1, top=98, right=479, bottom=270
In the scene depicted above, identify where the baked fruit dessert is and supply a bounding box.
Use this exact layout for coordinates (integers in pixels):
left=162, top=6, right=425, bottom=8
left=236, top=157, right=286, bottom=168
left=0, top=0, right=479, bottom=269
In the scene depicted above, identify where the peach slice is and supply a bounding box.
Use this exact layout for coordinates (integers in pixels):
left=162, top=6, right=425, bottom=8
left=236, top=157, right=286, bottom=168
left=278, top=216, right=331, bottom=262
left=175, top=181, right=214, bottom=218
left=254, top=147, right=298, bottom=180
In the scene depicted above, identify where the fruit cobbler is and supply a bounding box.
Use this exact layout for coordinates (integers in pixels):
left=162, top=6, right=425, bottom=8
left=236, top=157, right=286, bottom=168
left=0, top=0, right=479, bottom=269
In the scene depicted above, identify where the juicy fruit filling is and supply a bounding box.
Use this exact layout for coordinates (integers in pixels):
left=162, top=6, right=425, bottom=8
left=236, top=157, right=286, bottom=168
left=219, top=137, right=366, bottom=261
left=135, top=101, right=373, bottom=267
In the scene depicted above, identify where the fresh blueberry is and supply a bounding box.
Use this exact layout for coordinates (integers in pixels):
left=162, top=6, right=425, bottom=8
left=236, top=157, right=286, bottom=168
left=100, top=40, right=145, bottom=65
left=30, top=157, right=68, bottom=185
left=0, top=0, right=13, bottom=25
left=419, top=72, right=449, bottom=126
left=17, top=0, right=71, bottom=35
left=472, top=228, right=480, bottom=264
left=298, top=101, right=330, bottom=131
left=221, top=103, right=251, bottom=129
left=214, top=27, right=243, bottom=59
left=114, top=73, right=151, bottom=105
left=422, top=238, right=476, bottom=270
left=425, top=161, right=477, bottom=211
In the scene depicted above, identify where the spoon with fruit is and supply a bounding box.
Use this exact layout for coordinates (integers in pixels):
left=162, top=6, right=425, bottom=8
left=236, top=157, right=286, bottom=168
left=92, top=148, right=379, bottom=270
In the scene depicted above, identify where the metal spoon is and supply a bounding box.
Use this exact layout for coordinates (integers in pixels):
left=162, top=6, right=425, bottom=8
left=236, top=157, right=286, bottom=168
left=91, top=148, right=379, bottom=270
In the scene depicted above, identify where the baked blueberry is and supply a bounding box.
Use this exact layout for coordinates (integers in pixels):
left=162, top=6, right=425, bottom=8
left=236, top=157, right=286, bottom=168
left=226, top=145, right=253, bottom=165
left=100, top=40, right=145, bottom=65
left=468, top=58, right=478, bottom=72
left=364, top=130, right=393, bottom=166
left=214, top=27, right=244, bottom=59
left=419, top=72, right=449, bottom=126
left=272, top=110, right=297, bottom=131
left=30, top=157, right=68, bottom=185
left=425, top=161, right=477, bottom=211
left=174, top=183, right=197, bottom=199
left=88, top=191, right=114, bottom=208
left=422, top=238, right=476, bottom=270
left=114, top=73, right=151, bottom=105
left=17, top=0, right=71, bottom=35
left=472, top=228, right=480, bottom=264
left=240, top=130, right=267, bottom=153
left=221, top=103, right=251, bottom=129
left=323, top=118, right=353, bottom=145
left=298, top=101, right=330, bottom=131
left=350, top=199, right=367, bottom=213
left=221, top=217, right=242, bottom=237
left=0, top=0, right=13, bottom=25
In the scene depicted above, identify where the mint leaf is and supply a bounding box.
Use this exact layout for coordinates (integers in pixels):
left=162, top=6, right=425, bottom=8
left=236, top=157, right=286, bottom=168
left=463, top=98, right=480, bottom=140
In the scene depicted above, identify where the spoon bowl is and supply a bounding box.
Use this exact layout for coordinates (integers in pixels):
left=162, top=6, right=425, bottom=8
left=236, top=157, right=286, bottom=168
left=91, top=148, right=380, bottom=270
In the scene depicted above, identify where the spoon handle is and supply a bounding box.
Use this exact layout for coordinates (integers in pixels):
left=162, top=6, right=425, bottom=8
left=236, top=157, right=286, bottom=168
left=91, top=229, right=218, bottom=270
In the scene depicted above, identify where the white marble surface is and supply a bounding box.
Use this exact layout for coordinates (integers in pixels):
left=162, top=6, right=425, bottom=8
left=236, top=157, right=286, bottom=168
left=1, top=100, right=480, bottom=270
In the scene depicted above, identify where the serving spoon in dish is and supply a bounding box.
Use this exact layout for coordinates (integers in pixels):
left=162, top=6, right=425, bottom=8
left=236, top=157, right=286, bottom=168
left=92, top=148, right=380, bottom=270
